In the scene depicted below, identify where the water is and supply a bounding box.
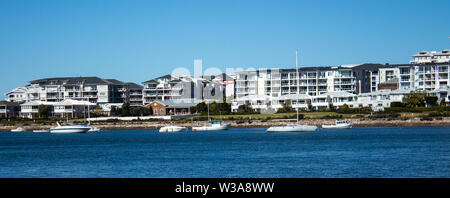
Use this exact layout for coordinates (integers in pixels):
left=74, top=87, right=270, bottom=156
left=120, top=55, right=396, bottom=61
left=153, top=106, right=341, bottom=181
left=0, top=127, right=448, bottom=178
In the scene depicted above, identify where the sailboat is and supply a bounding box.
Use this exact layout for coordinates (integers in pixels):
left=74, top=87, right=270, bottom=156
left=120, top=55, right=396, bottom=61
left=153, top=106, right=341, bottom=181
left=266, top=50, right=318, bottom=133
left=192, top=101, right=230, bottom=131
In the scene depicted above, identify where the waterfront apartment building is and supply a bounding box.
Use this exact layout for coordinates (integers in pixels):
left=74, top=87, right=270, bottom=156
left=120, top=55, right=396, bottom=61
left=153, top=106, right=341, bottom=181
left=142, top=73, right=234, bottom=105
left=5, top=77, right=144, bottom=106
left=232, top=50, right=450, bottom=112
left=235, top=64, right=377, bottom=99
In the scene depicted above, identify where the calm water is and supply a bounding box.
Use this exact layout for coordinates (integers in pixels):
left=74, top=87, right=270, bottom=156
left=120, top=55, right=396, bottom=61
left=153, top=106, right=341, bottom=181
left=0, top=127, right=449, bottom=178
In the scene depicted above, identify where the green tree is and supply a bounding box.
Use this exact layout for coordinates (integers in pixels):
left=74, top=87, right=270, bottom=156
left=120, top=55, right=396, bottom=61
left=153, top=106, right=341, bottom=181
left=237, top=104, right=252, bottom=114
left=195, top=102, right=208, bottom=113
left=38, top=105, right=49, bottom=118
left=402, top=92, right=426, bottom=108
left=424, top=96, right=438, bottom=107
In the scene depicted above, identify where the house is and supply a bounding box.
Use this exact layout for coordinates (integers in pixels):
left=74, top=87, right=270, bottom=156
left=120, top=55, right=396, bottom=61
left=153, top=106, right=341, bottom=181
left=145, top=100, right=198, bottom=116
left=53, top=99, right=96, bottom=118
left=20, top=101, right=56, bottom=119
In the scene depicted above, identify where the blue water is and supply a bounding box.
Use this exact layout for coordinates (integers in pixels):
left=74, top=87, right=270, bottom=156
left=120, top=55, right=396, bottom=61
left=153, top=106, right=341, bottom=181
left=0, top=127, right=449, bottom=178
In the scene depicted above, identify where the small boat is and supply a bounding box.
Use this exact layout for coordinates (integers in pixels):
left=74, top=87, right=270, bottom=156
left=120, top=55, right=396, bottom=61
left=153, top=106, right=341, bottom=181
left=50, top=122, right=90, bottom=134
left=159, top=125, right=186, bottom=132
left=267, top=124, right=318, bottom=133
left=192, top=120, right=230, bottom=131
left=321, top=120, right=352, bottom=129
left=33, top=129, right=49, bottom=133
left=11, top=127, right=26, bottom=132
left=88, top=126, right=101, bottom=132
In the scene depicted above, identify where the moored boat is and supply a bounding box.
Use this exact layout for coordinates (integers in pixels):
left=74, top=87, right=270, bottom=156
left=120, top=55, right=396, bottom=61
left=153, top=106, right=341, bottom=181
left=321, top=120, right=352, bottom=129
left=159, top=125, right=186, bottom=132
left=11, top=127, right=26, bottom=132
left=33, top=129, right=49, bottom=133
left=50, top=122, right=90, bottom=134
left=267, top=124, right=318, bottom=133
left=192, top=120, right=230, bottom=131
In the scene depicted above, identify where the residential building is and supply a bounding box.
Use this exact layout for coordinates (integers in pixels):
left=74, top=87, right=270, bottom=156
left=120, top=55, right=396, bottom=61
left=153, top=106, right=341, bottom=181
left=5, top=77, right=142, bottom=105
left=20, top=101, right=56, bottom=119
left=0, top=101, right=20, bottom=118
left=53, top=99, right=96, bottom=118
left=145, top=100, right=197, bottom=116
left=142, top=74, right=234, bottom=106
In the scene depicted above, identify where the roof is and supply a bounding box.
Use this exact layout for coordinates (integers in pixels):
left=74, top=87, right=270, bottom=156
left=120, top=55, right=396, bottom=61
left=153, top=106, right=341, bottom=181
left=0, top=101, right=20, bottom=106
left=125, top=82, right=143, bottom=89
left=54, top=99, right=96, bottom=106
left=29, top=77, right=113, bottom=86
left=322, top=91, right=356, bottom=98
left=21, top=101, right=56, bottom=106
left=278, top=94, right=311, bottom=100
left=234, top=95, right=273, bottom=101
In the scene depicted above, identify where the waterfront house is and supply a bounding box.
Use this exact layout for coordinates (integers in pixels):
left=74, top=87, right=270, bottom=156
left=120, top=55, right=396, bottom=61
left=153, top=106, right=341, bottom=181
left=146, top=100, right=197, bottom=116
left=53, top=99, right=96, bottom=118
left=20, top=101, right=56, bottom=119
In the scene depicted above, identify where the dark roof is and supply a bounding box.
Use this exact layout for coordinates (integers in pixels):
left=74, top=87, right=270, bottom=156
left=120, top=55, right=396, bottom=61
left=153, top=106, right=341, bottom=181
left=125, top=82, right=143, bottom=89
left=0, top=101, right=20, bottom=106
left=142, top=79, right=157, bottom=84
left=142, top=74, right=176, bottom=84
left=30, top=77, right=111, bottom=86
left=104, top=79, right=125, bottom=85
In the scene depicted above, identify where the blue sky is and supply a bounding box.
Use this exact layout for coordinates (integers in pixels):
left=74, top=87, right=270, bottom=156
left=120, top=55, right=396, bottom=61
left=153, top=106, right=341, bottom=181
left=0, top=0, right=449, bottom=99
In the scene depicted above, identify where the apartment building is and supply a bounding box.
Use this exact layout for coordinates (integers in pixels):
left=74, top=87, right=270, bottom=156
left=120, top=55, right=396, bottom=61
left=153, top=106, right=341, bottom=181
left=142, top=73, right=234, bottom=105
left=0, top=101, right=20, bottom=118
left=5, top=77, right=143, bottom=105
left=234, top=64, right=380, bottom=99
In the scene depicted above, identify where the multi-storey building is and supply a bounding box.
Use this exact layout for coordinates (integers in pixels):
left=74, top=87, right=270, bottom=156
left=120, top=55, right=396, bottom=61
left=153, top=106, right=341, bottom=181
left=142, top=74, right=234, bottom=105
left=5, top=77, right=143, bottom=105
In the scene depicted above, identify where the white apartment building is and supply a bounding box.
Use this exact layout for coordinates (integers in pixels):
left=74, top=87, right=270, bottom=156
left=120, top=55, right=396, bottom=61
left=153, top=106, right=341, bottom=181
left=142, top=74, right=234, bottom=105
left=5, top=77, right=143, bottom=105
left=411, top=50, right=450, bottom=64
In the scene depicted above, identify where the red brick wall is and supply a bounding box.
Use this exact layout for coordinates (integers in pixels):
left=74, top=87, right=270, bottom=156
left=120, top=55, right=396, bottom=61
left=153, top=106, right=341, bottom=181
left=146, top=101, right=166, bottom=116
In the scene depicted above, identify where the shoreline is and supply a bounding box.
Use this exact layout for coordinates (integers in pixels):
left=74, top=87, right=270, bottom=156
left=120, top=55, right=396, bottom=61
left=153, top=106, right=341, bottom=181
left=1, top=117, right=450, bottom=131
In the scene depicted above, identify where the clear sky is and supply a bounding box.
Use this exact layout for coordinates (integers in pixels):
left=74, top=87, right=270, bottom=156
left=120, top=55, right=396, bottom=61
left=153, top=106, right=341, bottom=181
left=0, top=0, right=449, bottom=99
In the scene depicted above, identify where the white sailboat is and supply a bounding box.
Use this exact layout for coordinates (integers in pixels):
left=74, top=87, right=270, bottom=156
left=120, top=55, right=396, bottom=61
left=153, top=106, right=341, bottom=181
left=267, top=50, right=318, bottom=133
left=322, top=120, right=352, bottom=129
left=192, top=101, right=230, bottom=131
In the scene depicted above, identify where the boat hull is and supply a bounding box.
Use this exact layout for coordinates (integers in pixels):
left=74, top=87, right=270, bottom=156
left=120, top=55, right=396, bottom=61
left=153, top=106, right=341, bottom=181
left=33, top=130, right=49, bottom=133
left=159, top=126, right=185, bottom=132
left=321, top=124, right=352, bottom=129
left=192, top=124, right=230, bottom=131
left=50, top=128, right=90, bottom=134
left=266, top=125, right=317, bottom=132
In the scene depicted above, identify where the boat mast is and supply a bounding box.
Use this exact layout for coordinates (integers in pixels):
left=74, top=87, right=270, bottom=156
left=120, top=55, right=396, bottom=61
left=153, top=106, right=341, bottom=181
left=207, top=100, right=210, bottom=122
left=296, top=50, right=299, bottom=123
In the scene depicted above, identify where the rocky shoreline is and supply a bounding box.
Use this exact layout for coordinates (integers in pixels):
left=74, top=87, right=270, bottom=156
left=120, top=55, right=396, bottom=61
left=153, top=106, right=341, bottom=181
left=1, top=117, right=450, bottom=131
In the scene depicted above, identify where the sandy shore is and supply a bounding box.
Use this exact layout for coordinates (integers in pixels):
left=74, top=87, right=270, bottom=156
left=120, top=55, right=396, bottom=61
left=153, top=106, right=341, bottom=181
left=1, top=117, right=449, bottom=131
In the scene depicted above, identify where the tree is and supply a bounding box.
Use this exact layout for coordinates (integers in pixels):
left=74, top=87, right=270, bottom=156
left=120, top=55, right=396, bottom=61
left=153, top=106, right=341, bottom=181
left=277, top=101, right=293, bottom=113
left=38, top=105, right=49, bottom=118
left=424, top=96, right=438, bottom=107
left=237, top=104, right=252, bottom=114
left=121, top=103, right=131, bottom=116
left=195, top=102, right=208, bottom=113
left=402, top=92, right=426, bottom=108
